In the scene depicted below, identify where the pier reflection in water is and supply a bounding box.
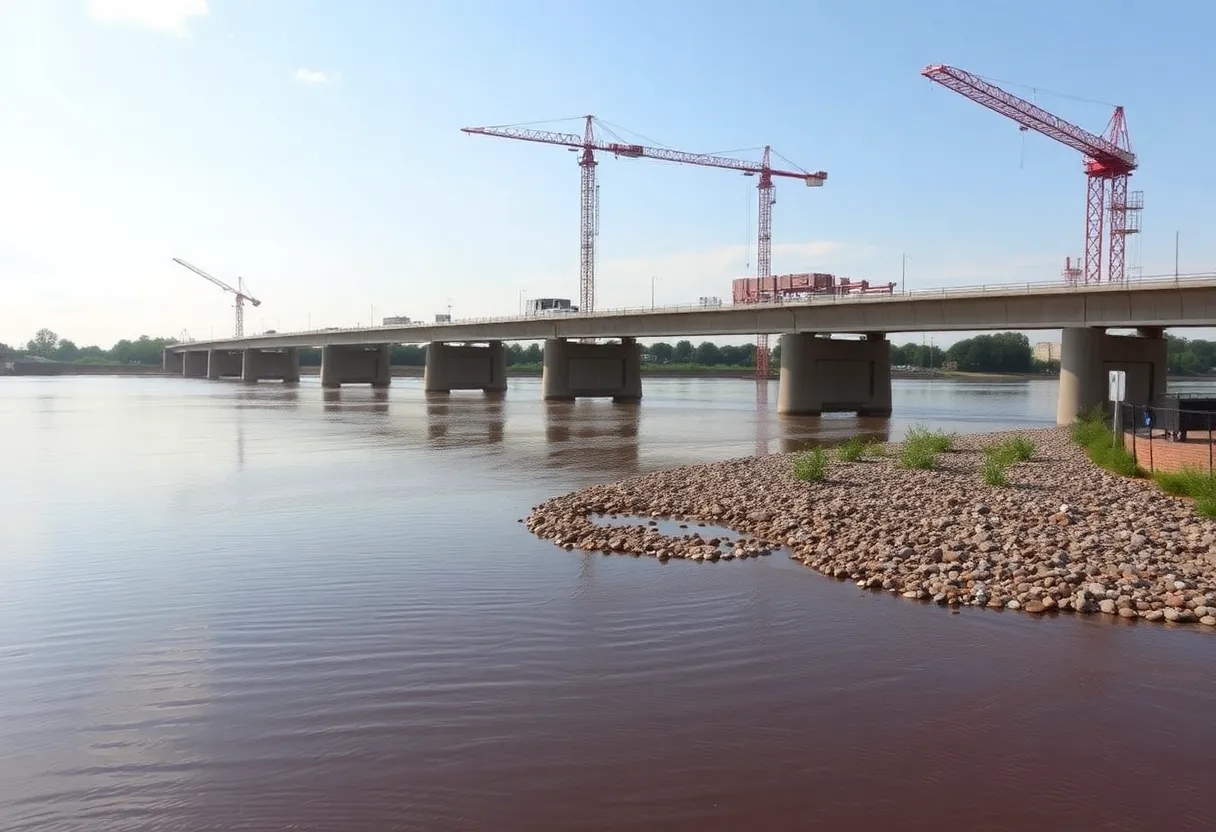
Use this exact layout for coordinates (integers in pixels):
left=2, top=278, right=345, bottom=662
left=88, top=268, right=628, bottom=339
left=1, top=374, right=1214, bottom=832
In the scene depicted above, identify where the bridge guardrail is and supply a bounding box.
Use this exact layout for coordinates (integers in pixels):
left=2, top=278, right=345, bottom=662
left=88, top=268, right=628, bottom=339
left=196, top=271, right=1216, bottom=342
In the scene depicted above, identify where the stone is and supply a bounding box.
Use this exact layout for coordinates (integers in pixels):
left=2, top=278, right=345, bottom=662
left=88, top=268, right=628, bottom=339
left=1201, top=616, right=1216, bottom=627
left=1023, top=600, right=1046, bottom=614
left=1099, top=599, right=1117, bottom=615
left=1118, top=607, right=1137, bottom=619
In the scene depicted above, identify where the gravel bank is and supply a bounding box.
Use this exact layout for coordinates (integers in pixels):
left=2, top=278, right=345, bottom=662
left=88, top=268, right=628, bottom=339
left=525, top=427, right=1216, bottom=628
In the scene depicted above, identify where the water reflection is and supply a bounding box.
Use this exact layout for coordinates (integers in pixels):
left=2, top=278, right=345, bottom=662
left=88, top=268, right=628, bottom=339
left=542, top=400, right=640, bottom=475
left=321, top=387, right=390, bottom=414
left=234, top=385, right=300, bottom=410
left=425, top=394, right=505, bottom=447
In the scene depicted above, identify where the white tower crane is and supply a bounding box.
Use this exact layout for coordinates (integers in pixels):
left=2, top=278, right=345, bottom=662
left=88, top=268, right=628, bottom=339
left=172, top=258, right=262, bottom=338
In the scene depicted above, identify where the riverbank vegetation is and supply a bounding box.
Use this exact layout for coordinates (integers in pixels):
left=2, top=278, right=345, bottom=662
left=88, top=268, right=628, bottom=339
left=1070, top=408, right=1143, bottom=478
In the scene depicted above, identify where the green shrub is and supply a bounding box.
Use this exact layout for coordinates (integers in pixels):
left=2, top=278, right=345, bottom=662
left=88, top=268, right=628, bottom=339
left=899, top=442, right=937, bottom=470
left=793, top=447, right=829, bottom=483
left=836, top=436, right=880, bottom=462
left=905, top=424, right=954, bottom=453
left=980, top=453, right=1010, bottom=486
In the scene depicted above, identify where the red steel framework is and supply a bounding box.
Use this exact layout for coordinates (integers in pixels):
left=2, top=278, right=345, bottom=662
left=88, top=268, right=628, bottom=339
left=462, top=116, right=827, bottom=376
left=921, top=65, right=1141, bottom=284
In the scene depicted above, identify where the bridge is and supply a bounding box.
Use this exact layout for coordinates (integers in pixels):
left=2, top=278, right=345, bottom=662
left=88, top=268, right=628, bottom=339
left=165, top=274, right=1216, bottom=424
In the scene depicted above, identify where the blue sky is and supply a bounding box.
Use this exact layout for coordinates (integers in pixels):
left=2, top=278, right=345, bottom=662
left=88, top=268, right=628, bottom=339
left=2, top=0, right=1213, bottom=348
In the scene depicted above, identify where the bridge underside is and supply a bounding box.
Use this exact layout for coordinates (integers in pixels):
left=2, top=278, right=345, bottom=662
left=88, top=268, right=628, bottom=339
left=1056, top=327, right=1166, bottom=424
left=778, top=333, right=892, bottom=417
left=165, top=325, right=1170, bottom=422
left=424, top=342, right=507, bottom=393
left=542, top=338, right=642, bottom=403
left=321, top=345, right=389, bottom=388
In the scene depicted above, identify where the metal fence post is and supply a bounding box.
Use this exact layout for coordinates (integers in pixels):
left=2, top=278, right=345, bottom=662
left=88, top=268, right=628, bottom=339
left=1148, top=409, right=1154, bottom=472
left=1210, top=412, right=1213, bottom=478
left=1131, top=404, right=1137, bottom=463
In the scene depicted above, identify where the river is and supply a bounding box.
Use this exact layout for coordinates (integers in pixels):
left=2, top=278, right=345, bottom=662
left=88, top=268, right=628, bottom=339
left=2, top=375, right=1214, bottom=831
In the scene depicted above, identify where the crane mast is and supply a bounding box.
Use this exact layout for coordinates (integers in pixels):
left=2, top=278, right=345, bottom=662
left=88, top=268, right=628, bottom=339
left=921, top=65, right=1141, bottom=284
left=462, top=116, right=826, bottom=377
left=172, top=257, right=262, bottom=338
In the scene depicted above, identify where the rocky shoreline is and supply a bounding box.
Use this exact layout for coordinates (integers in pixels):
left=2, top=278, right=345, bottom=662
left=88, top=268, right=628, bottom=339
left=524, top=427, right=1216, bottom=629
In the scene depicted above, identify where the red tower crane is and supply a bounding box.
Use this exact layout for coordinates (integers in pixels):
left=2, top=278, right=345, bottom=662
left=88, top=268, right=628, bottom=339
left=462, top=116, right=827, bottom=376
left=921, top=65, right=1141, bottom=284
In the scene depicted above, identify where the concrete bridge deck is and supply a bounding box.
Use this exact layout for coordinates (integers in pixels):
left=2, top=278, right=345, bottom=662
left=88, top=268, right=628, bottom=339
left=164, top=274, right=1215, bottom=423
left=170, top=274, right=1216, bottom=353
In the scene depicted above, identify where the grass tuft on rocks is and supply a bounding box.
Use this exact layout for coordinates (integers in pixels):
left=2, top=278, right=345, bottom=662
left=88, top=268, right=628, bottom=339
left=898, top=442, right=938, bottom=470
left=1003, top=435, right=1037, bottom=462
left=905, top=424, right=954, bottom=453
left=980, top=453, right=1010, bottom=486
left=792, top=447, right=829, bottom=483
left=836, top=436, right=881, bottom=462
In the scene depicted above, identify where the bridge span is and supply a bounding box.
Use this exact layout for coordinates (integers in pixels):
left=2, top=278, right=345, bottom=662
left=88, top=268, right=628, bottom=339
left=165, top=275, right=1216, bottom=424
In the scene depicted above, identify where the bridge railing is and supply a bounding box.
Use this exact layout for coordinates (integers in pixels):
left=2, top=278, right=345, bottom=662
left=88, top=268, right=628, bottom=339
left=236, top=270, right=1216, bottom=339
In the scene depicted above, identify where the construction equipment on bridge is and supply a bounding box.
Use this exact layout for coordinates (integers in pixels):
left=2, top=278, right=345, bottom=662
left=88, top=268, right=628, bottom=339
left=172, top=257, right=261, bottom=338
left=732, top=272, right=896, bottom=303
left=921, top=65, right=1141, bottom=285
left=461, top=116, right=827, bottom=378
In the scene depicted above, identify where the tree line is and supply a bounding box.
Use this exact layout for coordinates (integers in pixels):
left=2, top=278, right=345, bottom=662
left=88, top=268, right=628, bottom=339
left=2, top=329, right=176, bottom=366
left=10, top=327, right=1215, bottom=376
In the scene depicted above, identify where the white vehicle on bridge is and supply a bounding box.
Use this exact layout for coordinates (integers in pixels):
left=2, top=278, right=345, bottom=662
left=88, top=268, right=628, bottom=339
left=527, top=297, right=579, bottom=316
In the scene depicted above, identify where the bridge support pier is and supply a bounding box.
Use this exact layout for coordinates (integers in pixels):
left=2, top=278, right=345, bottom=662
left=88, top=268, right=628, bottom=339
left=1056, top=327, right=1166, bottom=424
left=320, top=344, right=390, bottom=388
left=777, top=332, right=892, bottom=416
left=424, top=341, right=507, bottom=393
left=163, top=349, right=184, bottom=374
left=207, top=349, right=244, bottom=380
left=242, top=348, right=300, bottom=383
left=541, top=337, right=642, bottom=402
left=182, top=351, right=208, bottom=378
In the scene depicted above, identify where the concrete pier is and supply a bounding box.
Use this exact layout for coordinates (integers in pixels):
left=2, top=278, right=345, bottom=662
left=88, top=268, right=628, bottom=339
left=243, top=348, right=300, bottom=383
left=541, top=337, right=642, bottom=402
left=1055, top=327, right=1167, bottom=424
left=182, top=351, right=208, bottom=378
left=207, top=349, right=244, bottom=380
left=320, top=344, right=390, bottom=388
left=777, top=333, right=892, bottom=416
left=163, top=349, right=184, bottom=374
left=423, top=341, right=507, bottom=393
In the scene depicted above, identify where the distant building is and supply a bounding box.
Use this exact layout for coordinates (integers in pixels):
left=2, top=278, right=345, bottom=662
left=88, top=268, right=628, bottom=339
left=1033, top=341, right=1061, bottom=363
left=434, top=314, right=451, bottom=323
left=382, top=316, right=411, bottom=326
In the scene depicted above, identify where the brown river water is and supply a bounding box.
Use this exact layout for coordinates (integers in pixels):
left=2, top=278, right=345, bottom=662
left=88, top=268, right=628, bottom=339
left=2, top=375, right=1214, bottom=831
